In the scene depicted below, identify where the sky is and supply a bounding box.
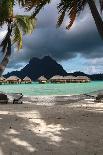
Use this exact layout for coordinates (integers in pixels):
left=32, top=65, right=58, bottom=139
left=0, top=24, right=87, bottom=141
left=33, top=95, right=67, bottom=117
left=0, top=0, right=103, bottom=74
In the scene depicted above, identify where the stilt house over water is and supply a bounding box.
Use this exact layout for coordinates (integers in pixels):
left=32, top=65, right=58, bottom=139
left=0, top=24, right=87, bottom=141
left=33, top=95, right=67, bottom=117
left=6, top=76, right=21, bottom=84
left=0, top=76, right=6, bottom=84
left=22, top=76, right=32, bottom=84
left=50, top=75, right=90, bottom=83
left=38, top=76, right=47, bottom=84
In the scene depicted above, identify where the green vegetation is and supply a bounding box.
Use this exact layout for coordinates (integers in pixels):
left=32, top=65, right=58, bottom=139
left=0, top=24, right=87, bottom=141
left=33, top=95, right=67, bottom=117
left=22, top=0, right=103, bottom=38
left=0, top=0, right=36, bottom=76
left=0, top=0, right=103, bottom=75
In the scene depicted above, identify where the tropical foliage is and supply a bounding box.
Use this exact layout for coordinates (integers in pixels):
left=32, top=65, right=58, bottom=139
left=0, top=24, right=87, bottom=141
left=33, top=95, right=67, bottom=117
left=57, top=0, right=103, bottom=28
left=19, top=0, right=103, bottom=39
left=0, top=0, right=36, bottom=75
left=0, top=0, right=103, bottom=75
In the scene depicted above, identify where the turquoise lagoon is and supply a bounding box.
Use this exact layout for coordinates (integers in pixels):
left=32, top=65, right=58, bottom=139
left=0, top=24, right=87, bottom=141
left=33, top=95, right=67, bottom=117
left=0, top=81, right=103, bottom=96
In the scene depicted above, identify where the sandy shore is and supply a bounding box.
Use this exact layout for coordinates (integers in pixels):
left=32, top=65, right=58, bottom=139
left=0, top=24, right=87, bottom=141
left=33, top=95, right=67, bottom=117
left=0, top=95, right=103, bottom=155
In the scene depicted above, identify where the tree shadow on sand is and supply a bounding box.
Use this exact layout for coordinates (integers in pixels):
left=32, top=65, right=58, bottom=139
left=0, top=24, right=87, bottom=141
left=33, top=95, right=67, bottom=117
left=0, top=104, right=103, bottom=155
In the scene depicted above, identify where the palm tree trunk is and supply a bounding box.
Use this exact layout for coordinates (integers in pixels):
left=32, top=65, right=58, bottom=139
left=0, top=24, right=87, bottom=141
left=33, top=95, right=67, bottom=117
left=0, top=23, right=12, bottom=76
left=0, top=39, right=11, bottom=76
left=87, top=0, right=103, bottom=39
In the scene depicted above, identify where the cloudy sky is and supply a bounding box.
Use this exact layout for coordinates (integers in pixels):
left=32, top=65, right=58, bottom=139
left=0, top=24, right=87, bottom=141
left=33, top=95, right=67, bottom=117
left=0, top=0, right=103, bottom=74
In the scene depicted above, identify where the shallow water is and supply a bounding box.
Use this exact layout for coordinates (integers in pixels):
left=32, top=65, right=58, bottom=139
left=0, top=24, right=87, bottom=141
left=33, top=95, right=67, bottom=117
left=0, top=81, right=103, bottom=96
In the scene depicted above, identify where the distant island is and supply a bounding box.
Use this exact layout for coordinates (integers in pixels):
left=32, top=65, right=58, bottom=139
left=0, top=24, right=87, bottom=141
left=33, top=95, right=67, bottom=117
left=4, top=56, right=103, bottom=81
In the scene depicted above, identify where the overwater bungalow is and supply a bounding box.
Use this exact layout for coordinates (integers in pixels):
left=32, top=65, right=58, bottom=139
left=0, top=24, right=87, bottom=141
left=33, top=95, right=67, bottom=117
left=64, top=76, right=76, bottom=83
left=50, top=75, right=66, bottom=83
left=6, top=76, right=21, bottom=84
left=0, top=76, right=6, bottom=84
left=22, top=76, right=32, bottom=84
left=75, top=76, right=90, bottom=83
left=50, top=75, right=91, bottom=83
left=38, top=76, right=47, bottom=84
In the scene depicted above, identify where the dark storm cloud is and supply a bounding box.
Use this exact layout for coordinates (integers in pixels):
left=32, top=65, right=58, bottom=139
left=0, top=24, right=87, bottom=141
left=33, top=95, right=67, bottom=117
left=3, top=0, right=103, bottom=69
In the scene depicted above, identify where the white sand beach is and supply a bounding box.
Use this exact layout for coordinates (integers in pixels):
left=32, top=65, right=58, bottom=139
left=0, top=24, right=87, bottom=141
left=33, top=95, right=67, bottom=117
left=0, top=95, right=103, bottom=155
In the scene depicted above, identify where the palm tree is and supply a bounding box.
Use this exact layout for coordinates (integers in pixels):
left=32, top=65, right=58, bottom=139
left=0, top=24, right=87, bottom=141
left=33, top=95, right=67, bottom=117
left=0, top=0, right=36, bottom=76
left=57, top=0, right=103, bottom=39
left=20, top=0, right=103, bottom=39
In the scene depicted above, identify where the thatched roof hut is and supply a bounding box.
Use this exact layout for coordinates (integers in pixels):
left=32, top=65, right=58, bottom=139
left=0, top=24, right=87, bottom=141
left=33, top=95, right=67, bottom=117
left=50, top=75, right=66, bottom=83
left=23, top=76, right=32, bottom=83
left=64, top=76, right=76, bottom=82
left=38, top=76, right=47, bottom=83
left=0, top=76, right=6, bottom=84
left=6, top=76, right=21, bottom=84
left=64, top=76, right=76, bottom=79
left=1, top=76, right=6, bottom=80
left=50, top=75, right=91, bottom=83
left=0, top=76, right=5, bottom=81
left=76, top=76, right=90, bottom=82
left=50, top=75, right=63, bottom=80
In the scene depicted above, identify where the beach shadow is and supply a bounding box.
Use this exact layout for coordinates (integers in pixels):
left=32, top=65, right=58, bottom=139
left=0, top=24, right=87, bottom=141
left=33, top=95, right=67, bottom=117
left=0, top=111, right=61, bottom=155
left=0, top=104, right=103, bottom=154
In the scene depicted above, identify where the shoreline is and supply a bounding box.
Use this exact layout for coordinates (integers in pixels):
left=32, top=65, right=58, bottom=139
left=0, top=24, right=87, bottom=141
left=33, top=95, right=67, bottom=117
left=1, top=89, right=103, bottom=106
left=6, top=93, right=90, bottom=106
left=0, top=91, right=102, bottom=154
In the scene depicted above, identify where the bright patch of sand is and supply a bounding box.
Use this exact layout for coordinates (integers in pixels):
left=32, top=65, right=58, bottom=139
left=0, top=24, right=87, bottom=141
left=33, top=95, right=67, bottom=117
left=0, top=97, right=102, bottom=154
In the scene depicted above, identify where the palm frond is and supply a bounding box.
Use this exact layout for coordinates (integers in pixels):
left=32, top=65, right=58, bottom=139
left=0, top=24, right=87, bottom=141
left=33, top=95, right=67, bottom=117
left=12, top=23, right=23, bottom=50
left=0, top=0, right=14, bottom=26
left=15, top=15, right=36, bottom=34
left=57, top=0, right=87, bottom=29
left=0, top=0, right=9, bottom=26
left=12, top=15, right=36, bottom=50
left=31, top=0, right=51, bottom=18
left=16, top=0, right=51, bottom=17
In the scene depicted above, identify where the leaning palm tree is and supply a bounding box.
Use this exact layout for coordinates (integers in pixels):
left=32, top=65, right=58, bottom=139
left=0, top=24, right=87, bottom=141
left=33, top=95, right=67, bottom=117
left=20, top=0, right=103, bottom=39
left=0, top=0, right=36, bottom=76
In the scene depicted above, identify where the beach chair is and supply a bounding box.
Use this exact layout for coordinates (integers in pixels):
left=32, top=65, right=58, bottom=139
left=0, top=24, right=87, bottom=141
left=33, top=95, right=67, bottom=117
left=0, top=93, right=8, bottom=104
left=13, top=93, right=23, bottom=104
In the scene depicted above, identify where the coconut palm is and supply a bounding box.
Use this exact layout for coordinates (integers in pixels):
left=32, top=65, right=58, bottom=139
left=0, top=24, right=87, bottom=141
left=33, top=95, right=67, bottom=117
left=0, top=0, right=36, bottom=76
left=20, top=0, right=103, bottom=39
left=57, top=0, right=103, bottom=39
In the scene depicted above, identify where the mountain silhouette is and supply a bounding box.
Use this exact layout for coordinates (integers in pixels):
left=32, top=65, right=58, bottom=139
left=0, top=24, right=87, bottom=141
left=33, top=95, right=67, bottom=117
left=4, top=56, right=103, bottom=81
left=5, top=56, right=67, bottom=80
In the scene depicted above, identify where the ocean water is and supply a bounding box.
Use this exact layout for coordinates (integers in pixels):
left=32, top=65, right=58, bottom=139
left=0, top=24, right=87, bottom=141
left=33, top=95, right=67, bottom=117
left=0, top=81, right=103, bottom=96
